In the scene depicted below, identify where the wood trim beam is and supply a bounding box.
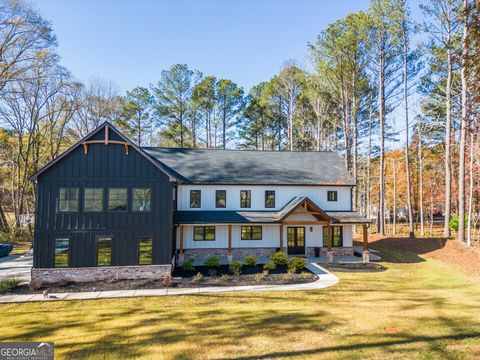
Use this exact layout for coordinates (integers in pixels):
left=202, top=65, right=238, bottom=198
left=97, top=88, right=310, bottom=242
left=105, top=124, right=109, bottom=145
left=326, top=225, right=332, bottom=252
left=179, top=225, right=184, bottom=254
left=279, top=224, right=284, bottom=252
left=363, top=224, right=368, bottom=252
left=282, top=221, right=329, bottom=225
left=228, top=224, right=232, bottom=251
left=81, top=140, right=130, bottom=155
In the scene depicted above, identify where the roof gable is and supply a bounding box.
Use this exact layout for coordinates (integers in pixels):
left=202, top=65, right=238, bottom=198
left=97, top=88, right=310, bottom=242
left=31, top=122, right=178, bottom=181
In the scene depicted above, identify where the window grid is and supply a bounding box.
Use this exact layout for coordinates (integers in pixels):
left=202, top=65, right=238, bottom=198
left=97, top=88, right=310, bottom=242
left=241, top=226, right=262, bottom=240
left=240, top=190, right=251, bottom=208
left=84, top=188, right=104, bottom=212
left=59, top=188, right=79, bottom=212
left=193, top=226, right=215, bottom=241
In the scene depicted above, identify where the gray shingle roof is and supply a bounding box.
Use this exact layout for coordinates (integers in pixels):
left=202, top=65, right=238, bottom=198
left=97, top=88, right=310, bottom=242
left=176, top=197, right=370, bottom=224
left=142, top=147, right=355, bottom=185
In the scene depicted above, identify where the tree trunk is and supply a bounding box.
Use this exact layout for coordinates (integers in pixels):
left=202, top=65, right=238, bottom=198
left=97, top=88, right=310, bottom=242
left=379, top=52, right=386, bottom=236
left=393, top=154, right=397, bottom=235
left=418, top=127, right=425, bottom=236
left=444, top=46, right=453, bottom=238
left=467, top=131, right=474, bottom=246
left=403, top=23, right=415, bottom=238
left=457, top=0, right=468, bottom=243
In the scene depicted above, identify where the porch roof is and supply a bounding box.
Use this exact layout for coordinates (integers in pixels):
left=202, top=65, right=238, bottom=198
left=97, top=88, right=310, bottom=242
left=176, top=196, right=370, bottom=225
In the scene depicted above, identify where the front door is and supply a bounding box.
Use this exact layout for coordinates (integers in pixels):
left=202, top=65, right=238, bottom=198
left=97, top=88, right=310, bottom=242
left=287, top=227, right=305, bottom=255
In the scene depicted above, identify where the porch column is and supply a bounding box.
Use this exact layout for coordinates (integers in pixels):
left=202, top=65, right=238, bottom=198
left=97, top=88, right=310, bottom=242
left=179, top=225, right=184, bottom=254
left=279, top=224, right=284, bottom=253
left=326, top=225, right=333, bottom=263
left=362, top=224, right=370, bottom=263
left=228, top=224, right=232, bottom=252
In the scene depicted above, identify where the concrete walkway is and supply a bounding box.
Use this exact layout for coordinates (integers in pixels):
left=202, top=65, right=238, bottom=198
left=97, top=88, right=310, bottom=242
left=0, top=262, right=338, bottom=304
left=0, top=254, right=32, bottom=282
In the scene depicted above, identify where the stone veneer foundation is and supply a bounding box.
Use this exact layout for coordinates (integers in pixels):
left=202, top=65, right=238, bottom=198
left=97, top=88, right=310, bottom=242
left=306, top=247, right=354, bottom=257
left=182, top=247, right=354, bottom=260
left=183, top=247, right=279, bottom=259
left=31, top=264, right=172, bottom=284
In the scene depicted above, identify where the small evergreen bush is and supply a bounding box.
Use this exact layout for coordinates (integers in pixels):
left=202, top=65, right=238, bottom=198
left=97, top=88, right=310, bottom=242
left=288, top=257, right=307, bottom=273
left=270, top=252, right=288, bottom=266
left=244, top=255, right=257, bottom=266
left=229, top=260, right=243, bottom=276
left=263, top=262, right=277, bottom=271
left=203, top=256, right=220, bottom=268
left=181, top=259, right=196, bottom=272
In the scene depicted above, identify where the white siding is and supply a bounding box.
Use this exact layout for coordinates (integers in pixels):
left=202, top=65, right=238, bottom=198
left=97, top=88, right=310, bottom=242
left=178, top=185, right=352, bottom=211
left=178, top=224, right=353, bottom=250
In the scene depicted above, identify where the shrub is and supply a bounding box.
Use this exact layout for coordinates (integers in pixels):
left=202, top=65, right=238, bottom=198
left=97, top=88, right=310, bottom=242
left=300, top=271, right=315, bottom=280
left=181, top=259, right=196, bottom=272
left=263, top=262, right=276, bottom=271
left=0, top=277, right=21, bottom=293
left=254, top=272, right=266, bottom=283
left=270, top=252, right=288, bottom=266
left=281, top=272, right=294, bottom=281
left=29, top=278, right=44, bottom=291
left=204, top=256, right=220, bottom=268
left=229, top=260, right=243, bottom=276
left=162, top=273, right=173, bottom=288
left=449, top=214, right=468, bottom=231
left=288, top=257, right=307, bottom=273
left=244, top=255, right=257, bottom=266
left=220, top=274, right=231, bottom=282
left=192, top=272, right=203, bottom=285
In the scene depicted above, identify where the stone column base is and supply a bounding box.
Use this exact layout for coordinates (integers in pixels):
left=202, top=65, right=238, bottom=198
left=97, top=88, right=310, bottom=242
left=363, top=251, right=370, bottom=263
left=326, top=251, right=334, bottom=264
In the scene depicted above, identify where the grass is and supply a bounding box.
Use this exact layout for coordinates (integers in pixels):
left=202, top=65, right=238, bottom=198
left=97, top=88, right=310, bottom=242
left=1, top=245, right=480, bottom=359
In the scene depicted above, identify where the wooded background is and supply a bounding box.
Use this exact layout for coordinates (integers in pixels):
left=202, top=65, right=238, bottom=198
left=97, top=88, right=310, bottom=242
left=0, top=0, right=479, bottom=245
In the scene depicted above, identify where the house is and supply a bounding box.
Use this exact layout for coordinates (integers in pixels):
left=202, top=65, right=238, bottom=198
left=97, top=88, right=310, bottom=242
left=30, top=122, right=370, bottom=283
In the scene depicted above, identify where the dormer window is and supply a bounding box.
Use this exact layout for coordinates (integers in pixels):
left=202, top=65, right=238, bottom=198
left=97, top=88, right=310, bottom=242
left=216, top=190, right=226, bottom=208
left=190, top=190, right=201, bottom=208
left=240, top=190, right=251, bottom=208
left=265, top=190, right=275, bottom=208
left=327, top=191, right=338, bottom=202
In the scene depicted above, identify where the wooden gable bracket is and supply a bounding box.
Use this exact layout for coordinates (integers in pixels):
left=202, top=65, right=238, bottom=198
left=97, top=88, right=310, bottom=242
left=82, top=125, right=130, bottom=155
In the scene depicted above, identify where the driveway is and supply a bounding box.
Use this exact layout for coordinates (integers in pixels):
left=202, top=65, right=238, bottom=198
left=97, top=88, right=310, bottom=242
left=0, top=254, right=32, bottom=282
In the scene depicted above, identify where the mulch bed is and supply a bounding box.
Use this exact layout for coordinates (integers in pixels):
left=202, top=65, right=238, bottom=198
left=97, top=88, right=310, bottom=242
left=322, top=262, right=387, bottom=272
left=3, top=265, right=317, bottom=295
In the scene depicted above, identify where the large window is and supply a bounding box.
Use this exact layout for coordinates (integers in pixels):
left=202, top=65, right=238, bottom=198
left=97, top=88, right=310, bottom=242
left=108, top=188, right=128, bottom=211
left=133, top=188, right=151, bottom=212
left=240, top=190, right=251, bottom=208
left=216, top=190, right=226, bottom=208
left=327, top=191, right=338, bottom=202
left=323, top=226, right=343, bottom=247
left=97, top=236, right=112, bottom=266
left=241, top=226, right=262, bottom=240
left=265, top=190, right=275, bottom=208
left=190, top=190, right=201, bottom=208
left=84, top=188, right=104, bottom=212
left=138, top=237, right=153, bottom=265
left=54, top=238, right=69, bottom=267
left=58, top=188, right=79, bottom=212
left=193, top=226, right=215, bottom=241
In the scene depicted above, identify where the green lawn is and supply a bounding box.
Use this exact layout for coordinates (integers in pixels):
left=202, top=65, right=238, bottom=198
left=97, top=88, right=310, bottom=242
left=1, top=245, right=480, bottom=359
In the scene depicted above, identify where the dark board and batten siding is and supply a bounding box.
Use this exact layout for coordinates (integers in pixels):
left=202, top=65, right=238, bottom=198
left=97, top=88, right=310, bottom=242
left=34, top=131, right=174, bottom=268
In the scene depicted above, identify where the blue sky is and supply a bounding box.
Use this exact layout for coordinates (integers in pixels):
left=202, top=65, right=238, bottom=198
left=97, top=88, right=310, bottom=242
left=36, top=0, right=378, bottom=93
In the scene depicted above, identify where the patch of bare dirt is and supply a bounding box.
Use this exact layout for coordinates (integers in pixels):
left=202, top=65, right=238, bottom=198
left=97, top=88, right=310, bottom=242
left=366, top=234, right=480, bottom=278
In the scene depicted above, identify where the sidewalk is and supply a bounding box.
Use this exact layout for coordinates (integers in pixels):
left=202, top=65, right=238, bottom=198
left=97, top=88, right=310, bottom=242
left=0, top=262, right=338, bottom=304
